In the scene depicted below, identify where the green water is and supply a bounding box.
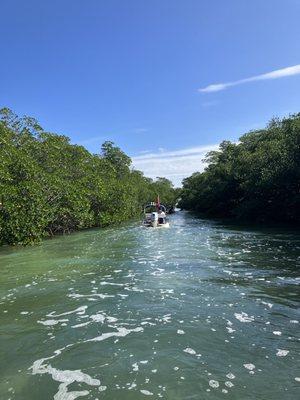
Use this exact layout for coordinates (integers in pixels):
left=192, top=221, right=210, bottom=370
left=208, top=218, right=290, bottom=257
left=0, top=211, right=299, bottom=399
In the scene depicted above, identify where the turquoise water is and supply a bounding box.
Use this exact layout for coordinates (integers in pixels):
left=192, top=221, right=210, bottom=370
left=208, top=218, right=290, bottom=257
left=0, top=211, right=299, bottom=399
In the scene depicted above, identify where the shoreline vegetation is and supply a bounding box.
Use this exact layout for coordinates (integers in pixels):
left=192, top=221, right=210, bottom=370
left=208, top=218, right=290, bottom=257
left=179, top=113, right=300, bottom=225
left=1, top=109, right=299, bottom=246
left=0, top=108, right=178, bottom=246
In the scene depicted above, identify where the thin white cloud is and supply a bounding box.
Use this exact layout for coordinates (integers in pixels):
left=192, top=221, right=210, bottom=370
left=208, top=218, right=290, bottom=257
left=199, top=64, right=300, bottom=93
left=132, top=144, right=219, bottom=187
left=138, top=149, right=151, bottom=154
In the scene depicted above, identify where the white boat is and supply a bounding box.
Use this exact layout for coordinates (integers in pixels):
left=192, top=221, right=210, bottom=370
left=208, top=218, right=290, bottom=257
left=143, top=200, right=170, bottom=228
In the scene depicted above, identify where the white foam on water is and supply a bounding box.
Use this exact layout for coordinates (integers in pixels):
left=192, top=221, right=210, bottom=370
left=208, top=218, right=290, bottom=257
left=85, top=326, right=144, bottom=343
left=100, top=282, right=125, bottom=286
left=273, top=331, right=282, bottom=336
left=243, top=363, right=255, bottom=371
left=261, top=301, right=273, bottom=309
left=47, top=306, right=87, bottom=318
left=38, top=319, right=69, bottom=326
left=140, top=389, right=153, bottom=395
left=226, top=373, right=235, bottom=380
left=159, top=314, right=171, bottom=323
left=71, top=322, right=91, bottom=329
left=54, top=384, right=89, bottom=400
left=234, top=312, right=254, bottom=323
left=106, top=316, right=118, bottom=323
left=90, top=313, right=106, bottom=323
left=177, top=329, right=185, bottom=335
left=276, top=349, right=289, bottom=357
left=160, top=289, right=174, bottom=294
left=125, top=272, right=136, bottom=278
left=132, top=363, right=139, bottom=371
left=30, top=352, right=100, bottom=400
left=209, top=380, right=219, bottom=388
left=226, top=327, right=235, bottom=333
left=128, top=382, right=137, bottom=389
left=68, top=293, right=114, bottom=299
left=295, top=377, right=300, bottom=382
left=151, top=268, right=165, bottom=276
left=183, top=348, right=196, bottom=355
left=30, top=323, right=143, bottom=396
left=117, top=294, right=128, bottom=298
left=125, top=286, right=144, bottom=292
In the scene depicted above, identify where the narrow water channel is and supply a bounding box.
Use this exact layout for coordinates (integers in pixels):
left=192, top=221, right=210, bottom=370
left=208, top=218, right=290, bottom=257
left=0, top=211, right=299, bottom=399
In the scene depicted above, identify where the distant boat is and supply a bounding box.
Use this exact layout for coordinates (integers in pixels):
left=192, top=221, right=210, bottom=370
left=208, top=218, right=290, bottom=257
left=143, top=197, right=170, bottom=228
left=167, top=206, right=175, bottom=214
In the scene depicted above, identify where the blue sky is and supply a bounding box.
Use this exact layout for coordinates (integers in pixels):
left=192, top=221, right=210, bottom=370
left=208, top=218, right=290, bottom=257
left=1, top=0, right=300, bottom=186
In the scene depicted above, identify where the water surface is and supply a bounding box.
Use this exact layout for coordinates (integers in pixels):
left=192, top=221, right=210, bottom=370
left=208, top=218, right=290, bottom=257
left=1, top=211, right=299, bottom=399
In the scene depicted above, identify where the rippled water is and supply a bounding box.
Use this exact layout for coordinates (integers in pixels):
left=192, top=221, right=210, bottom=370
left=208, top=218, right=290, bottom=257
left=0, top=211, right=299, bottom=399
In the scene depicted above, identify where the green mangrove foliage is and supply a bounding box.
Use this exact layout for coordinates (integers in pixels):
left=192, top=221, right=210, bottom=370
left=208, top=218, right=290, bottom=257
left=0, top=108, right=177, bottom=245
left=179, top=113, right=300, bottom=224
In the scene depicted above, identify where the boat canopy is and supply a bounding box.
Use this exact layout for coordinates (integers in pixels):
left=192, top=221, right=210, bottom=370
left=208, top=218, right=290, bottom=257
left=144, top=203, right=166, bottom=213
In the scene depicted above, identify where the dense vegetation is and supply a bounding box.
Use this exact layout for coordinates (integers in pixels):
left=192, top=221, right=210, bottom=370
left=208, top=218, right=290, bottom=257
left=0, top=108, right=178, bottom=245
left=179, top=113, right=300, bottom=224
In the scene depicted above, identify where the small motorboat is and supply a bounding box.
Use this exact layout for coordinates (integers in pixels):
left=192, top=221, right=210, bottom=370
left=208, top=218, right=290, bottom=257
left=143, top=198, right=170, bottom=228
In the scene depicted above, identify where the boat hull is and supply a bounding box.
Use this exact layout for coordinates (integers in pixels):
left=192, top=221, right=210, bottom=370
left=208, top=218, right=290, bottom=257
left=143, top=221, right=170, bottom=228
left=158, top=222, right=170, bottom=228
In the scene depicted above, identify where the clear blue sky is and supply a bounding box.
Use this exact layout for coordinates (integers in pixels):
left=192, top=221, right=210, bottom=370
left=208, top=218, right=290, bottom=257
left=1, top=0, right=300, bottom=185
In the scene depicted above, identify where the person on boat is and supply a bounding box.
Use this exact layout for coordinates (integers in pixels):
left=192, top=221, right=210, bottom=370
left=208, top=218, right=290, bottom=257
left=159, top=209, right=166, bottom=218
left=158, top=209, right=166, bottom=224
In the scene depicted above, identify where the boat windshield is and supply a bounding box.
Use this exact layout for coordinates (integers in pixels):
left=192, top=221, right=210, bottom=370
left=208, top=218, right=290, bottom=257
left=144, top=205, right=157, bottom=214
